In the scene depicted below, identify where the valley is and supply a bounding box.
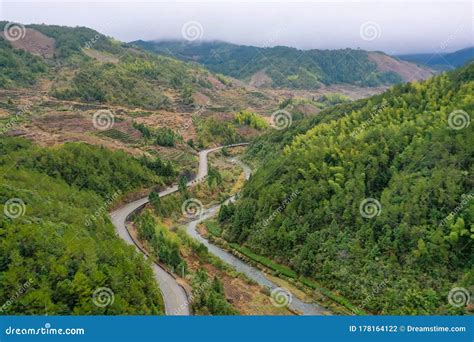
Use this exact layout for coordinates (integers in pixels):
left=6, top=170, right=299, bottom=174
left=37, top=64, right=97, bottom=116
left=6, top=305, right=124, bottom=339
left=0, top=20, right=472, bottom=318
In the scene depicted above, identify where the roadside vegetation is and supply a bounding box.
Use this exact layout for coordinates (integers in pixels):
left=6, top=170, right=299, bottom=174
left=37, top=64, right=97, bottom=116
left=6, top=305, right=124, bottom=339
left=131, top=210, right=239, bottom=315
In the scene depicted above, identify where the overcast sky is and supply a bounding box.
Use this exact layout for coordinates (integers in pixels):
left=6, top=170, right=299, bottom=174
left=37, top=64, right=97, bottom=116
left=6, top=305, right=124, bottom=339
left=0, top=0, right=472, bottom=54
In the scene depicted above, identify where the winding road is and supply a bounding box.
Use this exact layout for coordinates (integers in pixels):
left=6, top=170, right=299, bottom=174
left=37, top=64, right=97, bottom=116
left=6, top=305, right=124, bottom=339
left=110, top=144, right=248, bottom=316
left=185, top=165, right=329, bottom=315
left=111, top=143, right=328, bottom=316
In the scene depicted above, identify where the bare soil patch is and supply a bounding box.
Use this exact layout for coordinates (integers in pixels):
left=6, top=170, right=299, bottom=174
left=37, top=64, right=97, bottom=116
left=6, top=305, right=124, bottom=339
left=369, top=52, right=434, bottom=82
left=83, top=49, right=119, bottom=63
left=1, top=28, right=55, bottom=58
left=249, top=70, right=273, bottom=88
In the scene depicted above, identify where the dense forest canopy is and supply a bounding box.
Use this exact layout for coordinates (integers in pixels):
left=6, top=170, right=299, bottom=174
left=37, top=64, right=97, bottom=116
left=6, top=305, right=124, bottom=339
left=0, top=38, right=47, bottom=88
left=221, top=64, right=474, bottom=314
left=0, top=138, right=167, bottom=314
left=134, top=40, right=404, bottom=88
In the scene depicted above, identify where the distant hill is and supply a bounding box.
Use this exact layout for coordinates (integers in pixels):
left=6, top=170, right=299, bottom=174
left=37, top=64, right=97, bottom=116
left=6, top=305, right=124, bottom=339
left=0, top=22, right=220, bottom=110
left=398, top=47, right=474, bottom=71
left=132, top=40, right=434, bottom=89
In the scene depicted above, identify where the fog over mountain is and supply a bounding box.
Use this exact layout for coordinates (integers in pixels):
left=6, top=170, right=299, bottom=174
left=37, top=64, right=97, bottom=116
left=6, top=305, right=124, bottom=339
left=1, top=0, right=472, bottom=54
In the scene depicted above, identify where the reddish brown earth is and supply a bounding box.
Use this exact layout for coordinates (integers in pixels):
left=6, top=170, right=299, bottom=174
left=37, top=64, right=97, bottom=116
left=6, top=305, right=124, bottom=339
left=249, top=70, right=273, bottom=88
left=368, top=52, right=435, bottom=82
left=0, top=28, right=55, bottom=58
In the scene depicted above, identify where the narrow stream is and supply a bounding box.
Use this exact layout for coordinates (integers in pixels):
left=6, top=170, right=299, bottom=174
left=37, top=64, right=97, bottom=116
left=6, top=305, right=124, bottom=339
left=184, top=159, right=330, bottom=315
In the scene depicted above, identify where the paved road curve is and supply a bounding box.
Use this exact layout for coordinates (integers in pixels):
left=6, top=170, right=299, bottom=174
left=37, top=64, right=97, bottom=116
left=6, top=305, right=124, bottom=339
left=110, top=143, right=248, bottom=316
left=184, top=161, right=330, bottom=315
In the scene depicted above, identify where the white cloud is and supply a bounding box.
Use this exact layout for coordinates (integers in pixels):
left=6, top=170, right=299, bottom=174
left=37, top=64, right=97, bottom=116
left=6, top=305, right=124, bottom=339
left=1, top=0, right=472, bottom=54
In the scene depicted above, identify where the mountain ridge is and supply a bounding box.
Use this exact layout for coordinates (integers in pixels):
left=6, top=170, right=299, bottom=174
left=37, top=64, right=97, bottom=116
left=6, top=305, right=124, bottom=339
left=398, top=47, right=474, bottom=71
left=132, top=40, right=434, bottom=89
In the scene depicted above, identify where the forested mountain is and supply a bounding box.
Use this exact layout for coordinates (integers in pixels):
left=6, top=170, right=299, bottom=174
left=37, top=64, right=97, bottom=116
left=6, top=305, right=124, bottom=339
left=0, top=138, right=170, bottom=314
left=2, top=20, right=471, bottom=317
left=0, top=38, right=47, bottom=87
left=133, top=40, right=433, bottom=89
left=0, top=22, right=216, bottom=110
left=219, top=64, right=474, bottom=314
left=398, top=47, right=474, bottom=71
